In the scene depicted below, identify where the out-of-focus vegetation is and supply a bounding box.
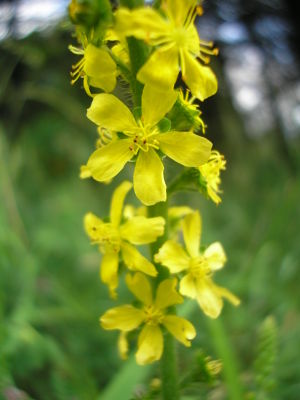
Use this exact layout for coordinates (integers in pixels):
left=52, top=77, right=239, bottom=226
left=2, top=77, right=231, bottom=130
left=0, top=1, right=300, bottom=399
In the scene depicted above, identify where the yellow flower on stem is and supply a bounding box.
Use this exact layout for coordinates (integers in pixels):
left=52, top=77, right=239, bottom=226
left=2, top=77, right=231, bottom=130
left=69, top=40, right=117, bottom=96
left=100, top=272, right=196, bottom=365
left=199, top=150, right=226, bottom=205
left=115, top=0, right=218, bottom=101
left=84, top=181, right=164, bottom=298
left=155, top=211, right=240, bottom=318
left=85, top=86, right=212, bottom=205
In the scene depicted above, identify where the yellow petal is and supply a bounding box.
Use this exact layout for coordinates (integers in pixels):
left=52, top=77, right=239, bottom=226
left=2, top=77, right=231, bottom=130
left=80, top=164, right=91, bottom=179
left=168, top=206, right=193, bottom=219
left=125, top=272, right=153, bottom=306
left=110, top=181, right=132, bottom=227
left=118, top=332, right=129, bottom=360
left=196, top=278, right=223, bottom=319
left=89, top=75, right=117, bottom=93
left=84, top=212, right=103, bottom=242
left=142, top=85, right=177, bottom=127
left=136, top=325, right=163, bottom=365
left=154, top=240, right=189, bottom=273
left=115, top=8, right=168, bottom=41
left=100, top=304, right=144, bottom=331
left=120, top=216, right=165, bottom=244
left=204, top=242, right=227, bottom=271
left=165, top=0, right=197, bottom=27
left=155, top=278, right=183, bottom=310
left=215, top=285, right=240, bottom=307
left=87, top=139, right=133, bottom=182
left=100, top=251, right=119, bottom=299
left=137, top=46, right=179, bottom=90
left=134, top=149, right=166, bottom=206
left=163, top=315, right=196, bottom=347
left=207, top=186, right=222, bottom=205
left=179, top=273, right=197, bottom=299
left=182, top=50, right=218, bottom=101
left=182, top=210, right=201, bottom=258
left=121, top=242, right=157, bottom=277
left=157, top=131, right=212, bottom=167
left=87, top=93, right=137, bottom=133
left=84, top=44, right=117, bottom=92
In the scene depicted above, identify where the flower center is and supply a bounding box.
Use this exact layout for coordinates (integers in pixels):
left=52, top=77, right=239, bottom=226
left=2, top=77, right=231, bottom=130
left=189, top=256, right=211, bottom=279
left=171, top=27, right=189, bottom=48
left=91, top=222, right=121, bottom=252
left=129, top=123, right=160, bottom=154
left=143, top=305, right=164, bottom=326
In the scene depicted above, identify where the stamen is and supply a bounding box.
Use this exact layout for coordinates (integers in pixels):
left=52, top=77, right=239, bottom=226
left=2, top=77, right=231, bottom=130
left=196, top=5, right=203, bottom=16
left=71, top=57, right=85, bottom=70
left=68, top=45, right=84, bottom=55
left=148, top=142, right=160, bottom=150
left=197, top=53, right=211, bottom=64
left=201, top=47, right=219, bottom=56
left=184, top=5, right=198, bottom=28
left=70, top=57, right=85, bottom=84
left=197, top=39, right=219, bottom=62
left=199, top=39, right=214, bottom=47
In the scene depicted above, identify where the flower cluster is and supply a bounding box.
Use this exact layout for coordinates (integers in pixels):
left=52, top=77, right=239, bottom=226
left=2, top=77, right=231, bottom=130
left=69, top=0, right=239, bottom=366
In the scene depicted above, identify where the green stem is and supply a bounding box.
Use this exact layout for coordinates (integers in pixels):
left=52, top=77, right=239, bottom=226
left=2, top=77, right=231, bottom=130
left=148, top=200, right=180, bottom=400
left=206, top=318, right=244, bottom=400
left=160, top=332, right=179, bottom=400
left=126, top=37, right=147, bottom=107
left=148, top=201, right=169, bottom=283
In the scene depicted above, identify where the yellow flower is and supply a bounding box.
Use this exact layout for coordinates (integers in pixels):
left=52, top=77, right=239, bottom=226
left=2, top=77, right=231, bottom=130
left=155, top=211, right=240, bottom=318
left=100, top=272, right=196, bottom=365
left=69, top=40, right=117, bottom=96
left=199, top=150, right=226, bottom=205
left=115, top=0, right=218, bottom=101
left=86, top=86, right=212, bottom=205
left=84, top=181, right=164, bottom=298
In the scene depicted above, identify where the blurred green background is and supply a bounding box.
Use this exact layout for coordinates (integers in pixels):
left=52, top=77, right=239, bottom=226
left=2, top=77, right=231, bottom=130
left=0, top=0, right=300, bottom=399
